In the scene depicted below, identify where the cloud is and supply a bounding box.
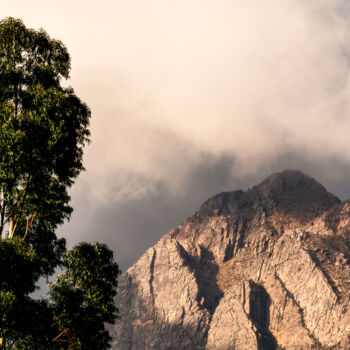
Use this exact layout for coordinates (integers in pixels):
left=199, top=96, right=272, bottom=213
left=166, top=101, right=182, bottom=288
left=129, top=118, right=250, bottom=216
left=68, top=0, right=350, bottom=202
left=2, top=1, right=350, bottom=269
left=65, top=151, right=350, bottom=271
left=61, top=153, right=238, bottom=270
left=3, top=1, right=350, bottom=197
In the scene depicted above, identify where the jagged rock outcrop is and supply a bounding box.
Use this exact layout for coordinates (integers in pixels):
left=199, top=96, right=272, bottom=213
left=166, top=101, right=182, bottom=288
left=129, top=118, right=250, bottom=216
left=111, top=170, right=350, bottom=349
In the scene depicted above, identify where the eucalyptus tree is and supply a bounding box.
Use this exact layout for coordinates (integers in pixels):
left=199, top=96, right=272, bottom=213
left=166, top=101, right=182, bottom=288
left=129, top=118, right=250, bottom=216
left=0, top=17, right=120, bottom=349
left=0, top=16, right=89, bottom=241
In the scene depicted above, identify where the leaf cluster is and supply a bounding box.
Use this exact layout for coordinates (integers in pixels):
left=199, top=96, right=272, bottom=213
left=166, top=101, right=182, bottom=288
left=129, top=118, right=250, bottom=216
left=50, top=243, right=121, bottom=349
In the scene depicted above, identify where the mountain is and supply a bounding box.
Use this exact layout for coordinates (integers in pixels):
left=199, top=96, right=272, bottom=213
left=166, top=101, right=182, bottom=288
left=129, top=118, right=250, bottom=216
left=111, top=170, right=350, bottom=349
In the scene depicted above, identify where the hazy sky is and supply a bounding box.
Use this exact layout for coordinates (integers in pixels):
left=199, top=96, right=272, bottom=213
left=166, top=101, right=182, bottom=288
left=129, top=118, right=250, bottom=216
left=2, top=1, right=350, bottom=271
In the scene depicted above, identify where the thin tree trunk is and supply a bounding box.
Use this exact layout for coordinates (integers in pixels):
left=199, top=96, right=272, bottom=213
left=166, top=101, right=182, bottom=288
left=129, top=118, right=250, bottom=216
left=8, top=217, right=15, bottom=239
left=0, top=191, right=4, bottom=238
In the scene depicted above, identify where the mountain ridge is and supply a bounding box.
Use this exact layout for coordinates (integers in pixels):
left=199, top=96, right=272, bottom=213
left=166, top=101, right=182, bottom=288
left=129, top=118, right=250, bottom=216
left=197, top=169, right=340, bottom=221
left=111, top=170, right=350, bottom=349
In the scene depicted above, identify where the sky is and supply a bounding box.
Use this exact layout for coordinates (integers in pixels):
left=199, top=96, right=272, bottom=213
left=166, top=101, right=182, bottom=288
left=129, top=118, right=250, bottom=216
left=1, top=1, right=350, bottom=271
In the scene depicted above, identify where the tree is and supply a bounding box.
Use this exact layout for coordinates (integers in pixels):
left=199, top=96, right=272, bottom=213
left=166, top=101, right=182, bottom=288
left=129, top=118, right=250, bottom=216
left=50, top=243, right=120, bottom=349
left=0, top=17, right=120, bottom=349
left=0, top=16, right=88, bottom=241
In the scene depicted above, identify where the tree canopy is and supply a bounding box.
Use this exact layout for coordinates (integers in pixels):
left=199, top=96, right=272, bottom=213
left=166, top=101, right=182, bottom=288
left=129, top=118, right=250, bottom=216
left=0, top=17, right=120, bottom=349
left=0, top=16, right=90, bottom=241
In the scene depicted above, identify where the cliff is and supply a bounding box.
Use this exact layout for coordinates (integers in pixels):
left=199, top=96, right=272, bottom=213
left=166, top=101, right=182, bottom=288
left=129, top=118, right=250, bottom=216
left=111, top=170, right=350, bottom=349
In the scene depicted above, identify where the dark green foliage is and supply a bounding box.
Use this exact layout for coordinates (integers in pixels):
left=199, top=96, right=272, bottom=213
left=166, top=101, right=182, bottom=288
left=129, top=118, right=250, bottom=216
left=26, top=223, right=66, bottom=277
left=1, top=297, right=57, bottom=350
left=0, top=238, right=39, bottom=295
left=0, top=17, right=120, bottom=350
left=51, top=243, right=121, bottom=349
left=0, top=16, right=90, bottom=241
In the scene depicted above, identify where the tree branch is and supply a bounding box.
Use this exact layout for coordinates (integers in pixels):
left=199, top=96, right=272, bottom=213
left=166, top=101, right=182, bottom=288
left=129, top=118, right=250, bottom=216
left=53, top=330, right=72, bottom=343
left=22, top=212, right=37, bottom=241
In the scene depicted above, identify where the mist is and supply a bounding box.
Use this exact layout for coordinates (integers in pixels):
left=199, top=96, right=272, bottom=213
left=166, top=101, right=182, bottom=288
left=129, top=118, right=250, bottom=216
left=1, top=1, right=350, bottom=270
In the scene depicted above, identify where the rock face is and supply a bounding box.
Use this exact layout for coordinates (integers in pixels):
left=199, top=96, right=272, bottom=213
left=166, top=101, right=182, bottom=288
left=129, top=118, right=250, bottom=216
left=111, top=170, right=350, bottom=349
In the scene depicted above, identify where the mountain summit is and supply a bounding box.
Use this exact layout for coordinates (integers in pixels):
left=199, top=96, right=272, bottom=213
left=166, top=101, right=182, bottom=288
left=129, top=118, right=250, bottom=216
left=111, top=170, right=350, bottom=349
left=198, top=170, right=340, bottom=221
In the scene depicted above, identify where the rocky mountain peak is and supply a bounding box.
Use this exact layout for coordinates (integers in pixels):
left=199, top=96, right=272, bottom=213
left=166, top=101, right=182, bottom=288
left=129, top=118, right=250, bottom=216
left=112, top=170, right=350, bottom=350
left=253, top=169, right=339, bottom=207
left=197, top=170, right=340, bottom=223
